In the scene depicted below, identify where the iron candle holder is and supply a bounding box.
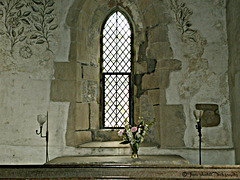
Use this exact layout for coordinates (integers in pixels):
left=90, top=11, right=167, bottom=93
left=36, top=112, right=49, bottom=163
left=193, top=109, right=204, bottom=165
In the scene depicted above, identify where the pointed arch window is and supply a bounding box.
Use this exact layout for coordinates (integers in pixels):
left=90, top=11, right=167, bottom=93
left=101, top=11, right=133, bottom=128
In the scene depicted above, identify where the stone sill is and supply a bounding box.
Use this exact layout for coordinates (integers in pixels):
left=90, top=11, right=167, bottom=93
left=78, top=141, right=159, bottom=148
left=78, top=141, right=233, bottom=150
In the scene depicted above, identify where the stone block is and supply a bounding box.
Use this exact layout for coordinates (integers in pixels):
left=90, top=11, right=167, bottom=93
left=50, top=80, right=76, bottom=102
left=159, top=70, right=170, bottom=88
left=92, top=130, right=121, bottom=141
left=147, top=59, right=157, bottom=74
left=66, top=2, right=83, bottom=27
left=142, top=74, right=160, bottom=89
left=142, top=71, right=169, bottom=89
left=82, top=0, right=98, bottom=18
left=90, top=103, right=100, bottom=129
left=75, top=103, right=89, bottom=130
left=77, top=30, right=90, bottom=63
left=159, top=89, right=167, bottom=105
left=152, top=1, right=168, bottom=14
left=146, top=42, right=173, bottom=59
left=68, top=41, right=77, bottom=61
left=82, top=80, right=98, bottom=102
left=76, top=62, right=82, bottom=81
left=148, top=89, right=160, bottom=105
left=83, top=65, right=99, bottom=81
left=148, top=25, right=168, bottom=43
left=143, top=8, right=159, bottom=27
left=135, top=61, right=147, bottom=74
left=139, top=95, right=155, bottom=140
left=137, top=0, right=152, bottom=12
left=158, top=13, right=172, bottom=24
left=70, top=27, right=77, bottom=42
left=65, top=103, right=76, bottom=146
left=76, top=81, right=82, bottom=102
left=75, top=131, right=92, bottom=145
left=156, top=59, right=182, bottom=71
left=140, top=95, right=154, bottom=120
left=160, top=105, right=186, bottom=147
left=153, top=106, right=161, bottom=145
left=54, top=62, right=76, bottom=81
left=78, top=11, right=91, bottom=31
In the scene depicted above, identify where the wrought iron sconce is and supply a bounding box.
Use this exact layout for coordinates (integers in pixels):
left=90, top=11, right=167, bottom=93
left=193, top=109, right=204, bottom=165
left=36, top=112, right=49, bottom=163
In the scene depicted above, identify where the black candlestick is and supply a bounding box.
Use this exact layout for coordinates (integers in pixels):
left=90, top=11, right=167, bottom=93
left=196, top=119, right=202, bottom=165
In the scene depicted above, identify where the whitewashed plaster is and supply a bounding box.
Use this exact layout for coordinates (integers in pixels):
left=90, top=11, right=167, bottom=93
left=167, top=0, right=232, bottom=150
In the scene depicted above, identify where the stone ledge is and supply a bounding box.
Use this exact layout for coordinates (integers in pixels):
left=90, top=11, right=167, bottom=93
left=0, top=164, right=240, bottom=179
left=46, top=155, right=189, bottom=165
left=78, top=141, right=159, bottom=148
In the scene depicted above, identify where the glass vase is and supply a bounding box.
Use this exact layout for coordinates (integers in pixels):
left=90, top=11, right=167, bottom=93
left=130, top=143, right=139, bottom=159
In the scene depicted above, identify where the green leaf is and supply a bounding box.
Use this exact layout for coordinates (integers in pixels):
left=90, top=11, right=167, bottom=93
left=45, top=8, right=54, bottom=14
left=49, top=24, right=57, bottom=30
left=18, top=27, right=24, bottom=35
left=32, top=0, right=42, bottom=5
left=36, top=39, right=45, bottom=44
left=19, top=36, right=26, bottom=42
left=120, top=141, right=129, bottom=144
left=12, top=30, right=16, bottom=37
left=47, top=1, right=55, bottom=7
left=31, top=15, right=39, bottom=22
left=34, top=24, right=42, bottom=31
left=30, top=34, right=38, bottom=39
left=21, top=19, right=30, bottom=25
left=16, top=3, right=24, bottom=9
left=46, top=17, right=54, bottom=23
left=17, top=10, right=22, bottom=17
left=23, top=11, right=31, bottom=17
left=31, top=6, right=39, bottom=12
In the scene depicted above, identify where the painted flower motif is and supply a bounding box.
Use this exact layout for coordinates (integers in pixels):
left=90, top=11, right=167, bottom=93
left=7, top=17, right=20, bottom=28
left=131, top=127, right=137, bottom=132
left=19, top=46, right=32, bottom=59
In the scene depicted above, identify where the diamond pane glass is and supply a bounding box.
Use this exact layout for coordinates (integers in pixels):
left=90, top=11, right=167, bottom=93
left=102, top=11, right=132, bottom=128
left=104, top=75, right=130, bottom=128
left=103, top=12, right=131, bottom=73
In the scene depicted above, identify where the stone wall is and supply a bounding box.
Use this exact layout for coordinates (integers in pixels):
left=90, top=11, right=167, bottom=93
left=226, top=0, right=240, bottom=164
left=0, top=0, right=73, bottom=164
left=0, top=0, right=235, bottom=165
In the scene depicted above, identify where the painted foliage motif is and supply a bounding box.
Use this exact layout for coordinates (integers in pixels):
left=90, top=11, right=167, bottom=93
left=0, top=0, right=57, bottom=58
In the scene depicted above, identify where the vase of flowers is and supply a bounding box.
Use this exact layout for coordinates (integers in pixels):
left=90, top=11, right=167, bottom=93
left=118, top=117, right=155, bottom=159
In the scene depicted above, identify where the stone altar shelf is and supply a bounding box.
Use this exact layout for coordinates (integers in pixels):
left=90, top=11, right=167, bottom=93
left=46, top=141, right=189, bottom=165
left=46, top=155, right=189, bottom=165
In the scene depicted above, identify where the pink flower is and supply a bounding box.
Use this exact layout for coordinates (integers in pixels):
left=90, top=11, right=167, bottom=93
left=118, top=130, right=124, bottom=136
left=131, top=127, right=137, bottom=132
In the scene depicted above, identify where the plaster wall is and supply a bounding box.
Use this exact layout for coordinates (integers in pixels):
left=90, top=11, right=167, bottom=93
left=167, top=0, right=232, bottom=148
left=0, top=0, right=235, bottom=165
left=0, top=0, right=74, bottom=164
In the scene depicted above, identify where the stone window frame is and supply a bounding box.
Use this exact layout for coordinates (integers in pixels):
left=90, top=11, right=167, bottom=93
left=99, top=8, right=135, bottom=129
left=52, top=0, right=184, bottom=147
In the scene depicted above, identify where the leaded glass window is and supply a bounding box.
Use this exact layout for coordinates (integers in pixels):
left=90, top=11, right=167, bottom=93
left=101, top=11, right=133, bottom=128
